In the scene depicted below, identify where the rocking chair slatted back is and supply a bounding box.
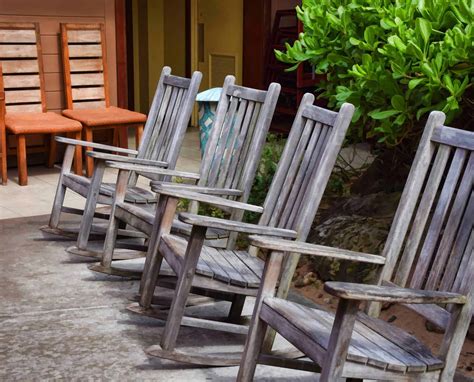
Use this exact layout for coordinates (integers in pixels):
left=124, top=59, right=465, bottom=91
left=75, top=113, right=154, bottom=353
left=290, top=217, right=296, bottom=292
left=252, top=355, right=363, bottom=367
left=135, top=69, right=200, bottom=165
left=0, top=23, right=46, bottom=113
left=127, top=67, right=201, bottom=184
left=260, top=94, right=354, bottom=239
left=379, top=112, right=473, bottom=305
left=60, top=23, right=109, bottom=110
left=198, top=76, right=280, bottom=203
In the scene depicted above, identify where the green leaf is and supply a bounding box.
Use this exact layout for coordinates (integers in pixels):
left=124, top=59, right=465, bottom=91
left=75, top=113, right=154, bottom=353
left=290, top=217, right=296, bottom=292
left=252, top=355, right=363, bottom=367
left=388, top=36, right=407, bottom=52
left=416, top=18, right=432, bottom=45
left=369, top=109, right=400, bottom=119
left=349, top=37, right=361, bottom=45
left=408, top=78, right=425, bottom=89
left=391, top=95, right=406, bottom=111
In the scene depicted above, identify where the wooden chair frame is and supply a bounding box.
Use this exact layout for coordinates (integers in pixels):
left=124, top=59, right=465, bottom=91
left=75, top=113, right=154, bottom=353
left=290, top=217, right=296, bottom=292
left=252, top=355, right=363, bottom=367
left=86, top=77, right=281, bottom=276
left=40, top=67, right=202, bottom=243
left=123, top=98, right=355, bottom=366
left=0, top=73, right=6, bottom=185
left=0, top=22, right=83, bottom=185
left=237, top=112, right=474, bottom=381
left=60, top=23, right=146, bottom=177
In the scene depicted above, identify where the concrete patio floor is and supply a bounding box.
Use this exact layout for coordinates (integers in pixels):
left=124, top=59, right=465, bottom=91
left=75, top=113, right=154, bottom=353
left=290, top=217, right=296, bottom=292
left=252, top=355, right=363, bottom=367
left=0, top=127, right=201, bottom=220
left=0, top=214, right=315, bottom=381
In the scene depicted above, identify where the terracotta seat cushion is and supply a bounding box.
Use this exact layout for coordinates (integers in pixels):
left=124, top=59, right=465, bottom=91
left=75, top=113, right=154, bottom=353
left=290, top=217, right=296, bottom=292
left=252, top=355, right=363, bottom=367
left=5, top=112, right=82, bottom=135
left=62, top=106, right=146, bottom=127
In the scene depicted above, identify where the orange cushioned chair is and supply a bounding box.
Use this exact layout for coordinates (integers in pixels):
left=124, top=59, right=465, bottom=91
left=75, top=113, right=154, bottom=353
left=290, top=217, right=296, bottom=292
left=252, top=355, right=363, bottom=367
left=60, top=23, right=146, bottom=177
left=0, top=23, right=82, bottom=186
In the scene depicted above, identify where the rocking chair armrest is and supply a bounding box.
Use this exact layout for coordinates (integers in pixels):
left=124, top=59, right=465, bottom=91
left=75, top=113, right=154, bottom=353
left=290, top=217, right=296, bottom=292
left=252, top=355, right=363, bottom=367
left=152, top=184, right=263, bottom=213
left=248, top=236, right=386, bottom=265
left=86, top=151, right=168, bottom=168
left=179, top=213, right=297, bottom=238
left=324, top=282, right=468, bottom=305
left=105, top=161, right=200, bottom=180
left=150, top=181, right=243, bottom=196
left=55, top=136, right=138, bottom=155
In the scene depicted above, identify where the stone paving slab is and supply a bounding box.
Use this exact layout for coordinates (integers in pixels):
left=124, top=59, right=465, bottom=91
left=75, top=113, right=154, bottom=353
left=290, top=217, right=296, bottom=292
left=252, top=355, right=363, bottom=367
left=0, top=215, right=315, bottom=381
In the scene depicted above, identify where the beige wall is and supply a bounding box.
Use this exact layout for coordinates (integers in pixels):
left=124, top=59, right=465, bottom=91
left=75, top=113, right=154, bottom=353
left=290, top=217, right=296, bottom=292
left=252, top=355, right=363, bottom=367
left=0, top=0, right=118, bottom=113
left=132, top=0, right=187, bottom=113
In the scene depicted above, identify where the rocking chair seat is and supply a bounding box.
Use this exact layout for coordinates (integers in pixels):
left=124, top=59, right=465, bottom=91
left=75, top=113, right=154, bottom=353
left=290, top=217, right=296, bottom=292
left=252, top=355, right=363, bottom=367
left=262, top=298, right=444, bottom=374
left=64, top=173, right=155, bottom=204
left=161, top=234, right=265, bottom=288
left=62, top=106, right=146, bottom=127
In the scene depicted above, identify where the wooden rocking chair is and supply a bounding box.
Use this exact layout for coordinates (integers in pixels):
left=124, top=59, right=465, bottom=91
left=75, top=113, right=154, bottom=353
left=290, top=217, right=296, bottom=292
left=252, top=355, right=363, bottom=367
left=40, top=67, right=202, bottom=243
left=238, top=111, right=474, bottom=381
left=124, top=96, right=355, bottom=366
left=87, top=76, right=281, bottom=276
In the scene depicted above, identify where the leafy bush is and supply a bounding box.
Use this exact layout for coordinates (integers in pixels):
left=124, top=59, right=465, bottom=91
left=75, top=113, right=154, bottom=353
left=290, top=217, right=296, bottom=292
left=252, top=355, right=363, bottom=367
left=276, top=0, right=473, bottom=146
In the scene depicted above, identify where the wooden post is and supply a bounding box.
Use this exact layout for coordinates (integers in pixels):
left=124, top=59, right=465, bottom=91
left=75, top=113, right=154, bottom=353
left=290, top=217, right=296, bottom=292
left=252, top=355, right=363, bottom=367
left=73, top=131, right=83, bottom=175
left=84, top=127, right=94, bottom=177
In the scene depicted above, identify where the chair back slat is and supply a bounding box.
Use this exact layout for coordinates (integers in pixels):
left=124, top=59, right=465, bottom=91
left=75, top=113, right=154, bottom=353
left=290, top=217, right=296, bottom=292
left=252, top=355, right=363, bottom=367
left=133, top=67, right=201, bottom=171
left=199, top=78, right=280, bottom=205
left=379, top=113, right=474, bottom=300
left=260, top=97, right=354, bottom=241
left=0, top=23, right=45, bottom=113
left=60, top=23, right=109, bottom=110
left=409, top=147, right=468, bottom=289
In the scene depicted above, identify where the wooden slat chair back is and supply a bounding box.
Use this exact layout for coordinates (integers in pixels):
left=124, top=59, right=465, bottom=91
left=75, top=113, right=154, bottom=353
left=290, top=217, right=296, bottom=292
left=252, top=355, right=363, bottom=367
left=44, top=67, right=201, bottom=243
left=0, top=23, right=45, bottom=114
left=237, top=114, right=474, bottom=382
left=170, top=76, right=281, bottom=248
left=131, top=73, right=203, bottom=182
left=373, top=114, right=474, bottom=318
left=61, top=23, right=108, bottom=110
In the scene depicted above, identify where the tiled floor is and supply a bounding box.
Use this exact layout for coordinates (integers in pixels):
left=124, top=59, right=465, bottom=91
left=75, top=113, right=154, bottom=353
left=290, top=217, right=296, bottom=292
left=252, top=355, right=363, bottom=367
left=0, top=127, right=201, bottom=220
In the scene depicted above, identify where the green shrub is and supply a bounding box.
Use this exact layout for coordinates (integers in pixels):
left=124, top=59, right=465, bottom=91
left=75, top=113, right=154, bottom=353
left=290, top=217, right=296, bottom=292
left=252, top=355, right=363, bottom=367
left=276, top=0, right=473, bottom=146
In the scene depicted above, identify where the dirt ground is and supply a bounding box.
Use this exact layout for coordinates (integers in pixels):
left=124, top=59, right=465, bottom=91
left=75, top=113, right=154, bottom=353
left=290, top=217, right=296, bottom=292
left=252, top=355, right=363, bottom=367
left=295, top=275, right=474, bottom=378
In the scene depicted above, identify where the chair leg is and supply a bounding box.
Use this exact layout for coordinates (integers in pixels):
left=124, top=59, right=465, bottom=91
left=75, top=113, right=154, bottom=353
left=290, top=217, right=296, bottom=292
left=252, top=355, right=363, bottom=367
left=72, top=131, right=83, bottom=175
left=47, top=134, right=56, bottom=168
left=237, top=251, right=285, bottom=382
left=0, top=127, right=7, bottom=185
left=76, top=160, right=106, bottom=250
left=49, top=144, right=76, bottom=228
left=135, top=124, right=144, bottom=149
left=101, top=169, right=129, bottom=267
left=84, top=127, right=94, bottom=177
left=16, top=135, right=27, bottom=186
left=139, top=196, right=179, bottom=305
left=160, top=226, right=207, bottom=351
left=228, top=295, right=246, bottom=323
left=118, top=126, right=128, bottom=149
left=320, top=299, right=359, bottom=382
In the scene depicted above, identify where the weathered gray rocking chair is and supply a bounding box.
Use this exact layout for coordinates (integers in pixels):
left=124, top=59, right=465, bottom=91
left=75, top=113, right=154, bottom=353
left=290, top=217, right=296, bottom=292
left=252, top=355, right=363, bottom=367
left=40, top=67, right=202, bottom=245
left=87, top=76, right=281, bottom=275
left=238, top=111, right=474, bottom=382
left=125, top=96, right=355, bottom=365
